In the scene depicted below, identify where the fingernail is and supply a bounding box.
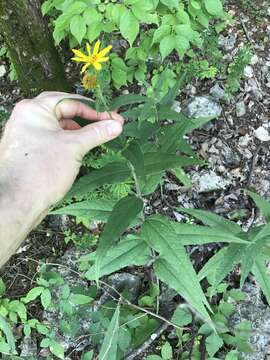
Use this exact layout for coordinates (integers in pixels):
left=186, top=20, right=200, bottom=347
left=106, top=120, right=122, bottom=137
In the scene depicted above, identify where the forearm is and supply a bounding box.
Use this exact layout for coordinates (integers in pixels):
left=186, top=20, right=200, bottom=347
left=0, top=145, right=49, bottom=268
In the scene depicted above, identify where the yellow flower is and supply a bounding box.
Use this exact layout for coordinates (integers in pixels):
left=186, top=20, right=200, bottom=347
left=71, top=40, right=112, bottom=73
left=82, top=73, right=97, bottom=90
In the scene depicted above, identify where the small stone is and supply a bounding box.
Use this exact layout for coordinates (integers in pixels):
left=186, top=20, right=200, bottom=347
left=236, top=101, right=246, bottom=117
left=239, top=134, right=251, bottom=147
left=244, top=65, right=254, bottom=78
left=218, top=34, right=236, bottom=51
left=250, top=54, right=259, bottom=65
left=222, top=145, right=241, bottom=168
left=191, top=170, right=230, bottom=193
left=0, top=65, right=6, bottom=77
left=254, top=126, right=270, bottom=142
left=210, top=83, right=225, bottom=100
left=182, top=96, right=222, bottom=119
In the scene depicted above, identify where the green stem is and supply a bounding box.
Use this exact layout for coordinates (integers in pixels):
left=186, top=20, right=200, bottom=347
left=129, top=161, right=145, bottom=222
left=96, top=85, right=113, bottom=119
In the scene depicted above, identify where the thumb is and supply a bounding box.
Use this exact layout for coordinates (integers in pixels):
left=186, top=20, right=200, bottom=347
left=65, top=119, right=123, bottom=157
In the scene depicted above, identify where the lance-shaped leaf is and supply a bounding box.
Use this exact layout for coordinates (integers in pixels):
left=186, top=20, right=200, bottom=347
left=171, top=223, right=248, bottom=245
left=85, top=237, right=151, bottom=280
left=0, top=315, right=16, bottom=354
left=50, top=199, right=117, bottom=221
left=247, top=191, right=270, bottom=223
left=99, top=305, right=120, bottom=360
left=177, top=208, right=242, bottom=235
left=66, top=162, right=130, bottom=200
left=252, top=257, right=270, bottom=304
left=95, top=195, right=143, bottom=280
left=141, top=216, right=212, bottom=325
left=109, top=94, right=149, bottom=110
left=144, top=152, right=203, bottom=174
left=122, top=141, right=145, bottom=180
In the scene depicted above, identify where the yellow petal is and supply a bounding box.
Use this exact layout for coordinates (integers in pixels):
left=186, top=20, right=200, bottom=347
left=97, top=45, right=112, bottom=58
left=81, top=63, right=91, bottom=73
left=93, top=61, right=102, bottom=71
left=97, top=56, right=110, bottom=63
left=93, top=40, right=101, bottom=56
left=86, top=43, right=91, bottom=56
left=71, top=57, right=88, bottom=63
left=72, top=49, right=87, bottom=59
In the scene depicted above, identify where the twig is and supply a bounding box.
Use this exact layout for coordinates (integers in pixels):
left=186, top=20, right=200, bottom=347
left=246, top=144, right=263, bottom=187
left=125, top=322, right=169, bottom=360
left=199, top=335, right=207, bottom=360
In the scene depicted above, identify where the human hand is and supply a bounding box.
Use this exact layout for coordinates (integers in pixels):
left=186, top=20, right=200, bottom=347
left=0, top=91, right=124, bottom=208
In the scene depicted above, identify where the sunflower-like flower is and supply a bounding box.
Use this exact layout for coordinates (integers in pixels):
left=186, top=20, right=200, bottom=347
left=82, top=73, right=97, bottom=90
left=71, top=40, right=112, bottom=73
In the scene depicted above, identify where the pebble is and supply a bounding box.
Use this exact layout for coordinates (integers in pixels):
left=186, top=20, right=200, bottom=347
left=218, top=34, right=236, bottom=51
left=250, top=54, right=259, bottom=65
left=182, top=96, right=222, bottom=119
left=254, top=126, right=270, bottom=142
left=0, top=65, right=6, bottom=77
left=210, top=83, right=226, bottom=100
left=236, top=101, right=246, bottom=117
left=191, top=170, right=230, bottom=193
left=244, top=65, right=254, bottom=78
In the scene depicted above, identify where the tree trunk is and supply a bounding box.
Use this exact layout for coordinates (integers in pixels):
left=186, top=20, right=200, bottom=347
left=0, top=0, right=71, bottom=96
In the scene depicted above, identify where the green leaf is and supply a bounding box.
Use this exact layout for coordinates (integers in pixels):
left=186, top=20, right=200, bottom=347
left=41, top=289, right=52, bottom=309
left=174, top=35, right=190, bottom=57
left=0, top=278, right=6, bottom=297
left=172, top=223, right=247, bottom=245
left=171, top=307, right=192, bottom=326
left=123, top=141, right=145, bottom=180
left=95, top=196, right=143, bottom=280
left=141, top=216, right=212, bottom=324
left=152, top=25, right=171, bottom=44
left=160, top=0, right=179, bottom=8
left=204, top=0, right=223, bottom=16
left=252, top=258, right=270, bottom=304
left=109, top=94, right=149, bottom=110
left=87, top=22, right=102, bottom=42
left=206, top=333, right=223, bottom=357
left=49, top=340, right=64, bottom=359
left=82, top=350, right=94, bottom=360
left=83, top=8, right=102, bottom=25
left=99, top=305, right=120, bottom=360
left=69, top=293, right=93, bottom=305
left=161, top=341, right=173, bottom=360
left=247, top=191, right=270, bottom=222
left=118, top=326, right=131, bottom=351
left=70, top=15, right=86, bottom=44
left=0, top=314, right=16, bottom=354
left=120, top=9, right=139, bottom=46
left=160, top=35, right=175, bottom=59
left=178, top=208, right=242, bottom=234
left=145, top=356, right=162, bottom=360
left=85, top=237, right=150, bottom=279
left=50, top=199, right=117, bottom=222
left=144, top=152, right=203, bottom=174
left=66, top=162, right=130, bottom=200
left=23, top=286, right=44, bottom=303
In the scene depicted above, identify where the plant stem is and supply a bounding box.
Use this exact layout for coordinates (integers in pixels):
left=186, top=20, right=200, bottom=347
left=96, top=84, right=113, bottom=119
left=129, top=161, right=145, bottom=222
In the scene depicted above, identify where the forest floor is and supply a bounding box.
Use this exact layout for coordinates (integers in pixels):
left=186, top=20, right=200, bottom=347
left=0, top=1, right=270, bottom=359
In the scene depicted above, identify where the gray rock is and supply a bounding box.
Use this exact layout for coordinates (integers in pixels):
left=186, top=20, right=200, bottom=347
left=218, top=34, right=236, bottom=51
left=105, top=272, right=141, bottom=303
left=210, top=83, right=226, bottom=100
left=20, top=337, right=38, bottom=358
left=230, top=283, right=270, bottom=360
left=0, top=65, right=6, bottom=77
left=191, top=170, right=230, bottom=193
left=254, top=126, right=270, bottom=142
left=182, top=96, right=222, bottom=119
left=236, top=101, right=246, bottom=117
left=244, top=65, right=254, bottom=78
left=222, top=145, right=241, bottom=168
left=48, top=214, right=70, bottom=231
